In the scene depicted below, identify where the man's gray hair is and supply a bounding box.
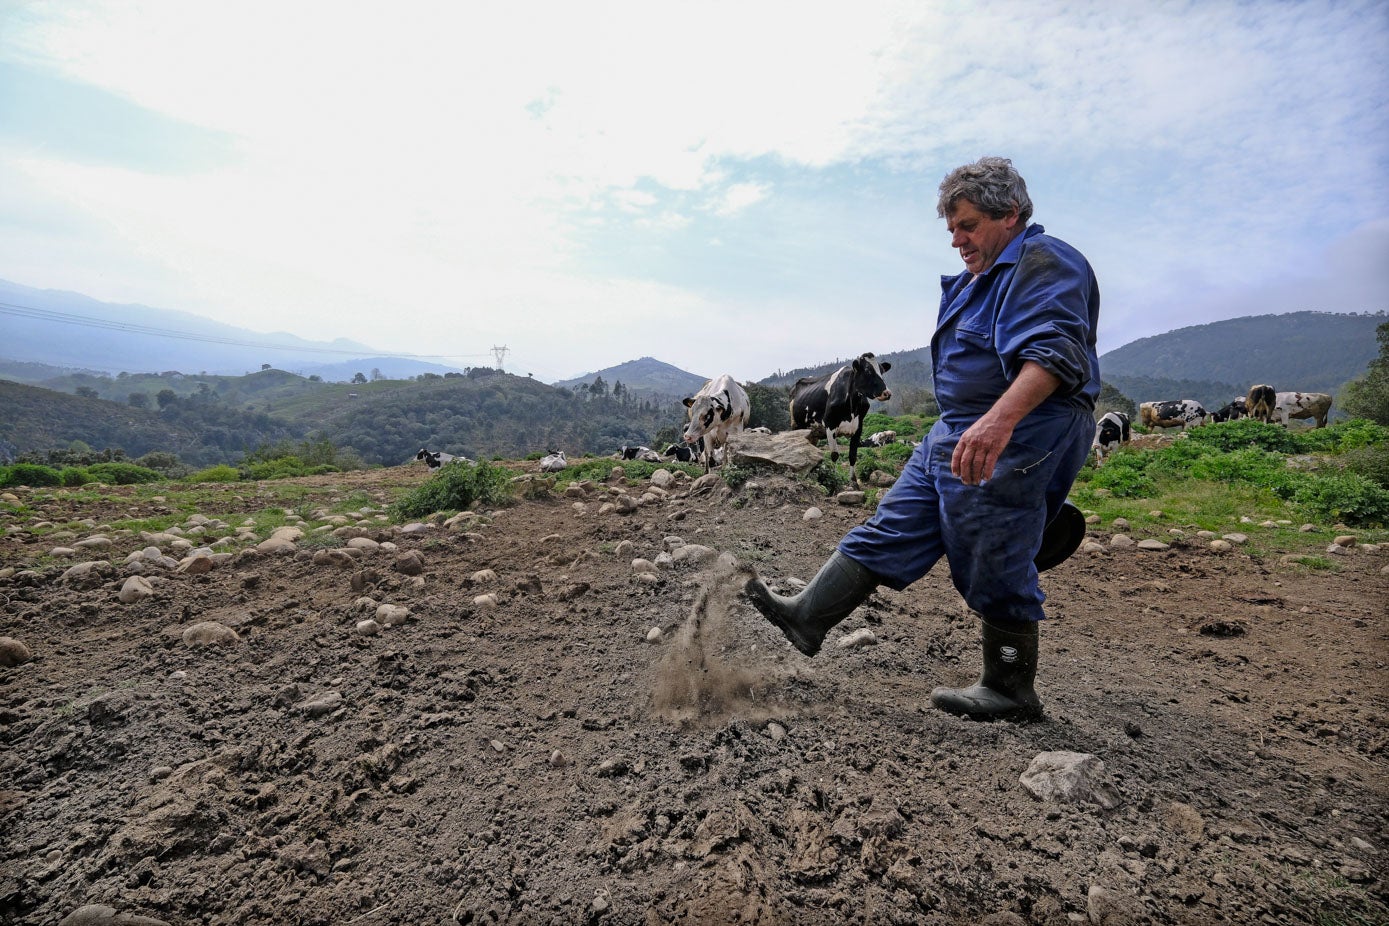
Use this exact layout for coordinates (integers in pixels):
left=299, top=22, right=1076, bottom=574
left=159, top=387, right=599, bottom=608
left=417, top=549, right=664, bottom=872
left=937, top=156, right=1033, bottom=225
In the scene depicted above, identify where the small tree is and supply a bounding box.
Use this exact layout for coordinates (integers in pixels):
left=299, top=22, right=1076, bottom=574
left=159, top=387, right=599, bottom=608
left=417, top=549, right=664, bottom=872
left=352, top=372, right=368, bottom=384
left=156, top=388, right=178, bottom=409
left=75, top=386, right=99, bottom=399
left=1340, top=319, right=1389, bottom=424
left=127, top=392, right=151, bottom=409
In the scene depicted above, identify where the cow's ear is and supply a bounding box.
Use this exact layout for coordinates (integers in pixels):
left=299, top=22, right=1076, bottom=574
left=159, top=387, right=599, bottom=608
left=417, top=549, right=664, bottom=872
left=853, top=357, right=865, bottom=372
left=683, top=396, right=695, bottom=408
left=880, top=362, right=891, bottom=373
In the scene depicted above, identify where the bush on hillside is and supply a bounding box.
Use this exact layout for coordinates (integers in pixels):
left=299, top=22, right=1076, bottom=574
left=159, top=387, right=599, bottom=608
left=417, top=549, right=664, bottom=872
left=1186, top=420, right=1300, bottom=454
left=1292, top=473, right=1389, bottom=526
left=186, top=465, right=242, bottom=483
left=1335, top=443, right=1389, bottom=490
left=1291, top=418, right=1389, bottom=453
left=61, top=467, right=92, bottom=486
left=84, top=462, right=162, bottom=485
left=390, top=460, right=513, bottom=519
left=0, top=463, right=63, bottom=488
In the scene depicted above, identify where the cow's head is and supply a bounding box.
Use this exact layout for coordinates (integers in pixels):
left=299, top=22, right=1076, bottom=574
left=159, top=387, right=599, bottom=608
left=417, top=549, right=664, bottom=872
left=853, top=353, right=892, bottom=401
left=682, top=390, right=731, bottom=442
left=415, top=448, right=430, bottom=461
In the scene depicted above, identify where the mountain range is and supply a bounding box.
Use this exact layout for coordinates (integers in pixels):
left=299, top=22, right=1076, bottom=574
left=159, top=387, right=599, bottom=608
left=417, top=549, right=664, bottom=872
left=0, top=274, right=1383, bottom=467
left=0, top=278, right=463, bottom=380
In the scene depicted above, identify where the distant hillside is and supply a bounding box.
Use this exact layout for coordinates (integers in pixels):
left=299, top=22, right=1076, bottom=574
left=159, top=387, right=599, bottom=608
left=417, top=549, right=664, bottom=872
left=0, top=278, right=461, bottom=379
left=0, top=368, right=693, bottom=467
left=1100, top=311, right=1383, bottom=397
left=551, top=357, right=710, bottom=399
left=0, top=380, right=200, bottom=464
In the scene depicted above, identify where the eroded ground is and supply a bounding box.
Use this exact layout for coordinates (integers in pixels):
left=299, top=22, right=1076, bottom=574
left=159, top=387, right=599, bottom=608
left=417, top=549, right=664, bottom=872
left=1, top=466, right=1386, bottom=925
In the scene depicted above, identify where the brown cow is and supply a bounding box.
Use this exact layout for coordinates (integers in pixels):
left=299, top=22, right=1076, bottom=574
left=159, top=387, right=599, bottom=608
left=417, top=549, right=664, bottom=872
left=1246, top=384, right=1276, bottom=423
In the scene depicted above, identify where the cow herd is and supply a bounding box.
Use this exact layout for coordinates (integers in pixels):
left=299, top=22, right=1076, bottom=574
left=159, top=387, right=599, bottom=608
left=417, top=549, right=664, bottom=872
left=1093, top=383, right=1335, bottom=464
left=418, top=367, right=1336, bottom=478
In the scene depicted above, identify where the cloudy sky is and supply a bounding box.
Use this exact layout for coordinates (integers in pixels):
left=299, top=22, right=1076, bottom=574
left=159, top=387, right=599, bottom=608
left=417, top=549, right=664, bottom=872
left=1, top=0, right=1386, bottom=383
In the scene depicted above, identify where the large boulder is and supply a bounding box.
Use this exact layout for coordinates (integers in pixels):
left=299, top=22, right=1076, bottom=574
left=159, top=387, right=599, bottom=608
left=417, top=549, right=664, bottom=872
left=727, top=430, right=824, bottom=475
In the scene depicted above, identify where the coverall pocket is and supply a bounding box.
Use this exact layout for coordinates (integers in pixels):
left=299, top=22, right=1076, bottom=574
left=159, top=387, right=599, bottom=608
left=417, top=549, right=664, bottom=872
left=979, top=439, right=1056, bottom=508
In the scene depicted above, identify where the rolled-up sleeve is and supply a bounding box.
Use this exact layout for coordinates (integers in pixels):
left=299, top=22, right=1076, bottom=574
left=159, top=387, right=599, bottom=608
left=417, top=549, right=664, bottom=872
left=995, top=240, right=1097, bottom=398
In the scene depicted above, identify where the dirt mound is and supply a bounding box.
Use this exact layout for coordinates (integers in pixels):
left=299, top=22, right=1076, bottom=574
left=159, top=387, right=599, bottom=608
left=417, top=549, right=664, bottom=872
left=1, top=469, right=1385, bottom=925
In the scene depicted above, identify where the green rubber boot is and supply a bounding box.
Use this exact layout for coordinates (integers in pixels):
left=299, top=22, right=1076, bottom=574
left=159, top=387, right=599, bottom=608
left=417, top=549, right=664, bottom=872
left=931, top=619, right=1043, bottom=721
left=743, top=552, right=878, bottom=657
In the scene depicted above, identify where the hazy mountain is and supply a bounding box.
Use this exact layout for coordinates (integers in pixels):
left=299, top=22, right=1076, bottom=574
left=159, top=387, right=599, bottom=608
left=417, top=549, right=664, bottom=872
left=552, top=357, right=710, bottom=399
left=0, top=278, right=463, bottom=380
left=1099, top=311, right=1384, bottom=398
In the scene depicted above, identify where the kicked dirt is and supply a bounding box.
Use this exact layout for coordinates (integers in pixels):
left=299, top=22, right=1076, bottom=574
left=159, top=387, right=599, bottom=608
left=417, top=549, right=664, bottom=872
left=1, top=465, right=1385, bottom=925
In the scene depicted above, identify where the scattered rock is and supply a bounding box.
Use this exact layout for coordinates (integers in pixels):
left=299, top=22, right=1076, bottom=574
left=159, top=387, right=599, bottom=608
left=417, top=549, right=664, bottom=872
left=376, top=604, right=411, bottom=626
left=803, top=507, right=823, bottom=521
left=118, top=575, right=155, bottom=603
left=355, top=619, right=381, bottom=636
left=1136, top=539, right=1169, bottom=551
left=1333, top=534, right=1356, bottom=547
left=299, top=691, right=343, bottom=717
left=0, top=637, right=34, bottom=667
left=1109, top=534, right=1134, bottom=548
left=181, top=621, right=240, bottom=647
left=1222, top=533, right=1249, bottom=544
left=836, top=490, right=866, bottom=506
left=1111, top=518, right=1130, bottom=530
left=1019, top=751, right=1121, bottom=810
left=836, top=628, right=877, bottom=649
left=645, top=627, right=663, bottom=643
left=670, top=544, right=717, bottom=566
left=58, top=905, right=170, bottom=926
left=1209, top=539, right=1233, bottom=553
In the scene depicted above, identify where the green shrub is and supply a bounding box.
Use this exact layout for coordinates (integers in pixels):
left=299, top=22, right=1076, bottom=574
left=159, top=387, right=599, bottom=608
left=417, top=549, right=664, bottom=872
left=1293, top=418, right=1389, bottom=453
left=1186, top=447, right=1293, bottom=491
left=1292, top=473, right=1389, bottom=526
left=390, top=460, right=513, bottom=519
left=60, top=467, right=92, bottom=486
left=134, top=451, right=184, bottom=474
left=805, top=460, right=850, bottom=496
left=186, top=465, right=242, bottom=483
left=1085, top=452, right=1156, bottom=497
left=84, top=462, right=162, bottom=485
left=0, top=463, right=63, bottom=487
left=1187, top=420, right=1300, bottom=454
left=1337, top=443, right=1389, bottom=490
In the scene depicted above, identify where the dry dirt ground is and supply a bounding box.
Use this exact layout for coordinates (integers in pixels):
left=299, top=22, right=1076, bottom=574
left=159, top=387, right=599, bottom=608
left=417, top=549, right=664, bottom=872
left=1, top=465, right=1386, bottom=926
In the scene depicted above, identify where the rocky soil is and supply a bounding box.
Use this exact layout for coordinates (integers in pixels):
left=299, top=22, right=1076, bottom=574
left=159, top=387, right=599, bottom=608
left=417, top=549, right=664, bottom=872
left=1, top=463, right=1386, bottom=926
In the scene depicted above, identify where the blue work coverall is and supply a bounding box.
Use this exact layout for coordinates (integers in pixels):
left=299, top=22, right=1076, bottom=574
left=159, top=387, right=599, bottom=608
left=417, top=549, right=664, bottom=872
left=838, top=224, right=1100, bottom=624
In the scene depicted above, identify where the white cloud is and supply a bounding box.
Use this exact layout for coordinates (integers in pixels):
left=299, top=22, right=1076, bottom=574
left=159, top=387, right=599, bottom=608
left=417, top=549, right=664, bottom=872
left=0, top=0, right=1384, bottom=377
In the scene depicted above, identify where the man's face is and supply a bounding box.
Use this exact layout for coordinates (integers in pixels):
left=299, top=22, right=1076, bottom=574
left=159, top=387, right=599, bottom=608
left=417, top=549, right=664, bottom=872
left=946, top=200, right=1021, bottom=275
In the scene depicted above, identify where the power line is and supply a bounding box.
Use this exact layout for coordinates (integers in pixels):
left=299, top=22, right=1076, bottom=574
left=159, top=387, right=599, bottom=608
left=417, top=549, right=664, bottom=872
left=0, top=301, right=495, bottom=363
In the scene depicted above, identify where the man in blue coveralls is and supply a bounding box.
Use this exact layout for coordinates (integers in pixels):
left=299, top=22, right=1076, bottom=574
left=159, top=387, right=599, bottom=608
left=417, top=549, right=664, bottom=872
left=744, top=156, right=1099, bottom=721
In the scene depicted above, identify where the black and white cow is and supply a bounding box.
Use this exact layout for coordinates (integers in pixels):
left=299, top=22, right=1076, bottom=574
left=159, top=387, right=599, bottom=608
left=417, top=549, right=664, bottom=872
left=663, top=443, right=701, bottom=464
left=1211, top=397, right=1248, bottom=423
left=1091, top=412, right=1131, bottom=463
left=1273, top=391, right=1333, bottom=428
left=682, top=374, right=751, bottom=473
left=1139, top=399, right=1206, bottom=431
left=618, top=445, right=662, bottom=463
left=416, top=448, right=467, bottom=469
left=865, top=430, right=897, bottom=447
left=789, top=352, right=892, bottom=483
left=539, top=450, right=568, bottom=472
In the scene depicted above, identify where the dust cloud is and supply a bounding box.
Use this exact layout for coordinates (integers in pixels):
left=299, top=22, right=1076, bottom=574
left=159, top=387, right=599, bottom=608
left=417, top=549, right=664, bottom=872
left=648, top=554, right=793, bottom=727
